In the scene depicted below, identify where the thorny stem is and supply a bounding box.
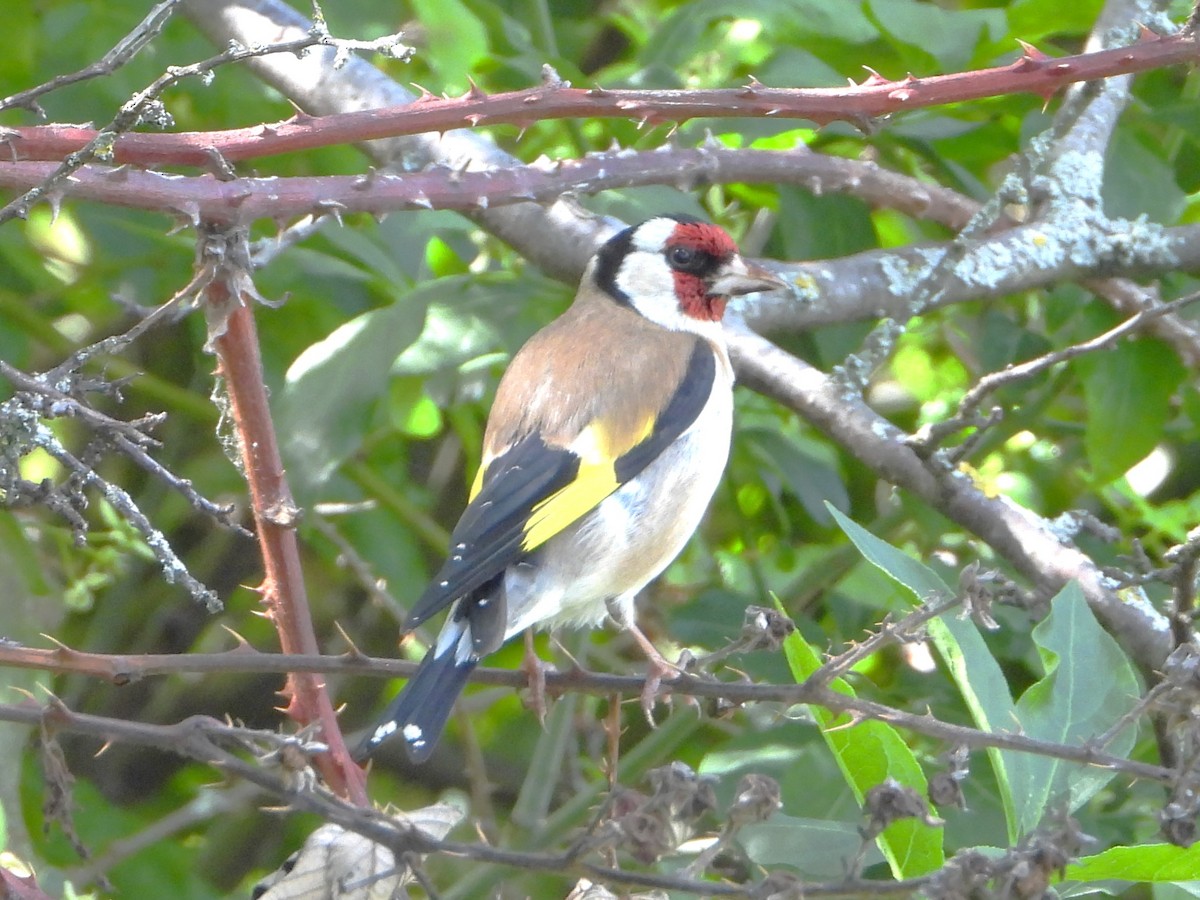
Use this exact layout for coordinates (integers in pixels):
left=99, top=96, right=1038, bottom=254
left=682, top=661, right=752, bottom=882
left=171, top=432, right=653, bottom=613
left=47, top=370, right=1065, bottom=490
left=0, top=644, right=1173, bottom=785
left=805, top=595, right=965, bottom=689
left=0, top=145, right=978, bottom=228
left=201, top=225, right=367, bottom=805
left=6, top=27, right=1199, bottom=168
left=0, top=12, right=408, bottom=226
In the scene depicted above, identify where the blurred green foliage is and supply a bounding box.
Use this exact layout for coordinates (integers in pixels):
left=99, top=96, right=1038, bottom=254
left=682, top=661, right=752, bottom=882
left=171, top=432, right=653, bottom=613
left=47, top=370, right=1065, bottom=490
left=2, top=0, right=1200, bottom=896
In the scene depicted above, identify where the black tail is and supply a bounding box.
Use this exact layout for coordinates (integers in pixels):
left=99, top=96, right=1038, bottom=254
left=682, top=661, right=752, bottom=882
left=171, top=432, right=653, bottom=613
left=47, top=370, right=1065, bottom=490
left=354, top=647, right=477, bottom=763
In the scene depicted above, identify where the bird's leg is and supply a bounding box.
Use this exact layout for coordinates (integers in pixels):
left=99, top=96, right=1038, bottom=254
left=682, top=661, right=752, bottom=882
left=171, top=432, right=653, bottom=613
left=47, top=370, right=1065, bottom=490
left=521, top=628, right=549, bottom=726
left=607, top=596, right=682, bottom=727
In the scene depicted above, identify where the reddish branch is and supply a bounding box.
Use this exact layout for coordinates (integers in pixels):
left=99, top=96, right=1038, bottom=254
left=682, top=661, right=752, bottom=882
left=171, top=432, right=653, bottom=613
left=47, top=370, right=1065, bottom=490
left=202, top=229, right=367, bottom=805
left=0, top=146, right=979, bottom=228
left=4, top=28, right=1197, bottom=167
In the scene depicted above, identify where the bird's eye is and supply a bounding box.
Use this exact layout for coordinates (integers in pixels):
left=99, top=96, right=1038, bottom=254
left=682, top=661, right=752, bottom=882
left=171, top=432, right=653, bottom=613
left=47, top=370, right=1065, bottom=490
left=667, top=246, right=697, bottom=270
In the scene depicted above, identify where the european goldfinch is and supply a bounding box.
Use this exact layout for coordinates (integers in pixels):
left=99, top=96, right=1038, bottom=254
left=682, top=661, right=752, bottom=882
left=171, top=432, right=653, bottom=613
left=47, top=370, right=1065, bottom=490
left=355, top=215, right=786, bottom=762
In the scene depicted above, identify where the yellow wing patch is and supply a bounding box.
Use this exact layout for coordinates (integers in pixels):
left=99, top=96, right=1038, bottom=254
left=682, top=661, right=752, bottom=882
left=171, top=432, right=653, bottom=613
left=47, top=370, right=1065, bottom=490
left=521, top=458, right=619, bottom=552
left=571, top=416, right=656, bottom=464
left=471, top=415, right=657, bottom=554
left=519, top=415, right=654, bottom=552
left=468, top=452, right=492, bottom=502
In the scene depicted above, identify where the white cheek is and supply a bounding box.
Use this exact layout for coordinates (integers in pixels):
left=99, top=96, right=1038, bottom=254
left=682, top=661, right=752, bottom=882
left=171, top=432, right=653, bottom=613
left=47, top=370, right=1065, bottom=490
left=616, top=254, right=726, bottom=343
left=619, top=250, right=710, bottom=338
left=614, top=250, right=679, bottom=328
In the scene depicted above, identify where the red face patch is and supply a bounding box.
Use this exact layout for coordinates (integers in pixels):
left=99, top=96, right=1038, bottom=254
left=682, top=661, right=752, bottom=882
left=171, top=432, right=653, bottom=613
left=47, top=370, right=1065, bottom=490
left=672, top=273, right=727, bottom=321
left=668, top=222, right=738, bottom=259
left=666, top=223, right=737, bottom=322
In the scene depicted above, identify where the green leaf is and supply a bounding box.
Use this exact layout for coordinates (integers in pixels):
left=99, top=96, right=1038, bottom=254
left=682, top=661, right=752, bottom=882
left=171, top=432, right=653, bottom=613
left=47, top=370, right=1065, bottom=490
left=1066, top=842, right=1200, bottom=883
left=1076, top=338, right=1186, bottom=485
left=512, top=693, right=579, bottom=830
left=410, top=0, right=489, bottom=91
left=929, top=615, right=1026, bottom=836
left=782, top=0, right=879, bottom=43
left=388, top=377, right=443, bottom=438
left=826, top=506, right=1021, bottom=839
left=778, top=599, right=945, bottom=877
left=321, top=224, right=411, bottom=288
left=741, top=815, right=884, bottom=879
left=1006, top=582, right=1140, bottom=835
left=828, top=507, right=1141, bottom=839
left=279, top=246, right=377, bottom=284
left=645, top=0, right=877, bottom=79
left=825, top=505, right=952, bottom=603
left=867, top=0, right=1006, bottom=72
left=777, top=188, right=878, bottom=262
left=1103, top=131, right=1189, bottom=224
left=278, top=296, right=427, bottom=498
left=1006, top=0, right=1106, bottom=43
left=391, top=300, right=500, bottom=377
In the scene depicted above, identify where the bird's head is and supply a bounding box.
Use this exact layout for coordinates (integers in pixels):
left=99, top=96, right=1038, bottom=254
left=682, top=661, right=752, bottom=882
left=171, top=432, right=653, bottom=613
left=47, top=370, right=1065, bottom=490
left=591, top=215, right=788, bottom=335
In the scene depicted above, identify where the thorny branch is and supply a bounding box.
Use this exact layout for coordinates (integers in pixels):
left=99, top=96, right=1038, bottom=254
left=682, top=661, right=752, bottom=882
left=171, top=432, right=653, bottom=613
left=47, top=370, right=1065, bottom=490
left=0, top=144, right=980, bottom=230
left=195, top=224, right=367, bottom=804
left=0, top=7, right=410, bottom=226
left=0, top=635, right=1173, bottom=785
left=6, top=26, right=1198, bottom=168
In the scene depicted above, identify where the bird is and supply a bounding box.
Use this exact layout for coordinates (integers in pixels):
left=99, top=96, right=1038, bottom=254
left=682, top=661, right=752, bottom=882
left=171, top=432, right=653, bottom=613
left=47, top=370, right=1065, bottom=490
left=354, top=214, right=787, bottom=763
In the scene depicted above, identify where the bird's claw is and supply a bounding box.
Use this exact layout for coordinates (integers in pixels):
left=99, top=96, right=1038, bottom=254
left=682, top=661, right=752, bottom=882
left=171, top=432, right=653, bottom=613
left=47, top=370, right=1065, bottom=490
left=640, top=652, right=685, bottom=727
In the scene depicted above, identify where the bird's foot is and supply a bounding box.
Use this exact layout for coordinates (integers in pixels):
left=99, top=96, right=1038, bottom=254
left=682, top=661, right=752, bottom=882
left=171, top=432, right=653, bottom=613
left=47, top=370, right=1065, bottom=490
left=625, top=623, right=685, bottom=728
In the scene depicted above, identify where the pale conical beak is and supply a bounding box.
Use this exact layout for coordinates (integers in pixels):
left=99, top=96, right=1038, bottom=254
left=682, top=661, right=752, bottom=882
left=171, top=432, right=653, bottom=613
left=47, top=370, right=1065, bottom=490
left=709, top=256, right=790, bottom=297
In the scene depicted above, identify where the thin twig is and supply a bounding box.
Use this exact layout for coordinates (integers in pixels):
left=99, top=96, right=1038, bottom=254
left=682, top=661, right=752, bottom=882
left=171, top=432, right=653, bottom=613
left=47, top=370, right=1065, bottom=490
left=0, top=361, right=248, bottom=533
left=911, top=289, right=1200, bottom=453
left=0, top=13, right=408, bottom=225
left=308, top=509, right=408, bottom=623
left=0, top=0, right=182, bottom=114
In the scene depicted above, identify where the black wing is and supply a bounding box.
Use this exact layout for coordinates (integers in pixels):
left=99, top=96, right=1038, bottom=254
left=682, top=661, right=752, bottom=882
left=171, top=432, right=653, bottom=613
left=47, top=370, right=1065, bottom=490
left=405, top=434, right=578, bottom=629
